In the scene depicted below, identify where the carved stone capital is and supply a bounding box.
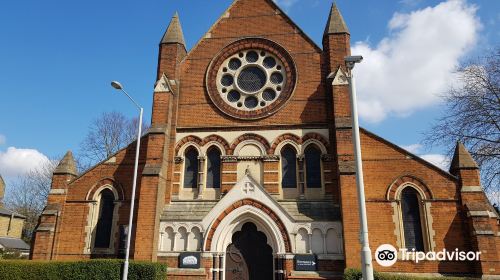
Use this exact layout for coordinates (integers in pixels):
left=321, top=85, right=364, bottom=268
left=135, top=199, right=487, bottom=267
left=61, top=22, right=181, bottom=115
left=338, top=160, right=356, bottom=174
left=263, top=155, right=280, bottom=162
left=221, top=156, right=238, bottom=162
left=174, top=157, right=183, bottom=164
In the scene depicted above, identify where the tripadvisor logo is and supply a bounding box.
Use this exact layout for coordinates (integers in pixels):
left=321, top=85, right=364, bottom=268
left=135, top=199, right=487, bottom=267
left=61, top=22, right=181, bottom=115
left=374, top=244, right=481, bottom=267
left=375, top=244, right=397, bottom=267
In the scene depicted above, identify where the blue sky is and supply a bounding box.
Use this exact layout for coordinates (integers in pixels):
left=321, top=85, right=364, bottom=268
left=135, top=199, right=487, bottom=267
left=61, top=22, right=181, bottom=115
left=0, top=0, right=499, bottom=184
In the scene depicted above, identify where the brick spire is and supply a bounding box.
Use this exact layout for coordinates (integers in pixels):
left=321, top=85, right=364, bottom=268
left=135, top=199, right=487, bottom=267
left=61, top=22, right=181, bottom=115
left=161, top=12, right=186, bottom=46
left=54, top=151, right=78, bottom=176
left=324, top=3, right=349, bottom=36
left=450, top=141, right=479, bottom=172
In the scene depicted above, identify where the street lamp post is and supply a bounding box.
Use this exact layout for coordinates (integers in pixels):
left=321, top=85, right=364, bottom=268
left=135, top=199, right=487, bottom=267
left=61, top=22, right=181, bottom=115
left=345, top=56, right=374, bottom=280
left=111, top=81, right=143, bottom=280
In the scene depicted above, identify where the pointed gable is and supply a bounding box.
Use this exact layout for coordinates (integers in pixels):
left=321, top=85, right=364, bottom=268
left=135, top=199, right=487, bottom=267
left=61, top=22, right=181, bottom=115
left=54, top=151, right=78, bottom=176
left=177, top=0, right=329, bottom=127
left=188, top=0, right=321, bottom=56
left=450, top=142, right=479, bottom=171
left=324, top=3, right=349, bottom=36
left=161, top=12, right=186, bottom=46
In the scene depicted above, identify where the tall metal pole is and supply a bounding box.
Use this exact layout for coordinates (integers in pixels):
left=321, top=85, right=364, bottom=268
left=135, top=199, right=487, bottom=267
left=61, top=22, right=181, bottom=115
left=111, top=82, right=143, bottom=280
left=122, top=106, right=142, bottom=280
left=346, top=57, right=374, bottom=280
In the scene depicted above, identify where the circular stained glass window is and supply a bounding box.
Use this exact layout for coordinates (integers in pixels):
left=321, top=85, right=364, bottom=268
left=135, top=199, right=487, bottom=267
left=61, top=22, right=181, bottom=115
left=237, top=66, right=267, bottom=93
left=215, top=49, right=288, bottom=111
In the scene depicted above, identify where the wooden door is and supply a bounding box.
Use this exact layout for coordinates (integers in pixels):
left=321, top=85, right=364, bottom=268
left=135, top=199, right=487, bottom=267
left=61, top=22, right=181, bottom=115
left=225, top=222, right=273, bottom=280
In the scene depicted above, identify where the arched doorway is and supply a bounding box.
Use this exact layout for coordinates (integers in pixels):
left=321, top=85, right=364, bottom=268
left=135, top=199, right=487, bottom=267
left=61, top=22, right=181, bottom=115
left=225, top=222, right=274, bottom=280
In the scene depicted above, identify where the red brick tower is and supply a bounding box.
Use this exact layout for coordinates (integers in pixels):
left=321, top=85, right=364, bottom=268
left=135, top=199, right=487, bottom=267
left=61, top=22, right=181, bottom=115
left=450, top=142, right=500, bottom=276
left=133, top=13, right=187, bottom=261
left=31, top=151, right=77, bottom=260
left=323, top=4, right=361, bottom=270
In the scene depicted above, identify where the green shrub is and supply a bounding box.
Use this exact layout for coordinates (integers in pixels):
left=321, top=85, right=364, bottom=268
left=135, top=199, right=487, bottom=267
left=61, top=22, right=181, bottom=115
left=343, top=268, right=387, bottom=280
left=343, top=268, right=477, bottom=280
left=0, top=259, right=167, bottom=280
left=344, top=268, right=363, bottom=280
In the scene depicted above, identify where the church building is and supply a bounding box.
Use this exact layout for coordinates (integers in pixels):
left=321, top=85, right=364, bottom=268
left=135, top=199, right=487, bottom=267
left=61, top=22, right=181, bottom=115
left=31, top=0, right=500, bottom=279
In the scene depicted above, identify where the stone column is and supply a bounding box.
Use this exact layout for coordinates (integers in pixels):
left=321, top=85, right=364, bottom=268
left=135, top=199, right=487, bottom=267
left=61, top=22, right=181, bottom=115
left=197, top=156, right=206, bottom=199
left=297, top=155, right=305, bottom=199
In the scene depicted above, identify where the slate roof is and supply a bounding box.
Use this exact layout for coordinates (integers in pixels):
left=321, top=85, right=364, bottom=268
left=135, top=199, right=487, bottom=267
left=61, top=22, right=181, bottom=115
left=0, top=207, right=25, bottom=219
left=54, top=151, right=78, bottom=176
left=0, top=237, right=30, bottom=251
left=324, top=3, right=349, bottom=35
left=161, top=12, right=186, bottom=45
left=450, top=141, right=479, bottom=171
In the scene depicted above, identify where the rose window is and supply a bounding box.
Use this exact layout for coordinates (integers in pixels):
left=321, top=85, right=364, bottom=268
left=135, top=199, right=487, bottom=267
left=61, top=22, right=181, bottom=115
left=216, top=50, right=286, bottom=111
left=206, top=38, right=296, bottom=119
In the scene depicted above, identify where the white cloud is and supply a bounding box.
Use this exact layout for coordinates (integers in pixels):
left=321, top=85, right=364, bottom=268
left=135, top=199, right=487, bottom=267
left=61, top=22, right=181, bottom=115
left=400, top=143, right=450, bottom=170
left=401, top=143, right=423, bottom=154
left=352, top=0, right=481, bottom=123
left=0, top=147, right=50, bottom=179
left=420, top=154, right=450, bottom=170
left=273, top=0, right=299, bottom=10
left=0, top=135, right=5, bottom=145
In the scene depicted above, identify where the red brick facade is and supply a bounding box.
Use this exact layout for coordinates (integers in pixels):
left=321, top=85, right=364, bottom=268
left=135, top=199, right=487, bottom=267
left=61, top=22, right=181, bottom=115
left=32, top=0, right=500, bottom=278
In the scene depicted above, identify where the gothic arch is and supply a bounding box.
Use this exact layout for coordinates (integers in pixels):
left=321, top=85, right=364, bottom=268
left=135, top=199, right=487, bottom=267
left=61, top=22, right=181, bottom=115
left=201, top=134, right=230, bottom=155
left=204, top=199, right=291, bottom=253
left=301, top=133, right=329, bottom=152
left=386, top=175, right=434, bottom=201
left=175, top=135, right=203, bottom=155
left=270, top=133, right=301, bottom=154
left=86, top=178, right=125, bottom=201
left=229, top=134, right=271, bottom=155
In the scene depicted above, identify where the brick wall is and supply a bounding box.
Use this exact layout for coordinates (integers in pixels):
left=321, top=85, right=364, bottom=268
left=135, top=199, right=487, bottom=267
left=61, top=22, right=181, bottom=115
left=0, top=216, right=24, bottom=238
left=30, top=0, right=500, bottom=277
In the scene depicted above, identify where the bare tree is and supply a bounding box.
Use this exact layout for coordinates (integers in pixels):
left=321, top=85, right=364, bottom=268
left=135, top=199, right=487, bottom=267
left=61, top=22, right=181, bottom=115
left=424, top=48, right=499, bottom=193
left=79, top=111, right=148, bottom=166
left=5, top=159, right=58, bottom=241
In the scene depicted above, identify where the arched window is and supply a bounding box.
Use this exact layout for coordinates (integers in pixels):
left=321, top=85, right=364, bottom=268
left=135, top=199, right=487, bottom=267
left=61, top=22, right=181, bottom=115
left=401, top=187, right=425, bottom=251
left=94, top=189, right=115, bottom=248
left=164, top=227, right=175, bottom=251
left=176, top=227, right=188, bottom=251
left=206, top=147, right=221, bottom=188
left=326, top=229, right=340, bottom=254
left=295, top=228, right=310, bottom=254
left=188, top=227, right=202, bottom=251
left=183, top=147, right=199, bottom=188
left=305, top=145, right=322, bottom=188
left=281, top=145, right=297, bottom=188
left=311, top=229, right=323, bottom=254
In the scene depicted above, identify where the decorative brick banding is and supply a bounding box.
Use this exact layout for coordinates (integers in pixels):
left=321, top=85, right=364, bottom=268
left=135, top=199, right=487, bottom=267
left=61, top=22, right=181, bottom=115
left=386, top=175, right=433, bottom=200
left=175, top=135, right=203, bottom=154
left=229, top=133, right=272, bottom=155
left=86, top=178, right=125, bottom=201
left=302, top=133, right=329, bottom=150
left=205, top=198, right=291, bottom=252
left=270, top=133, right=302, bottom=154
left=201, top=134, right=231, bottom=154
